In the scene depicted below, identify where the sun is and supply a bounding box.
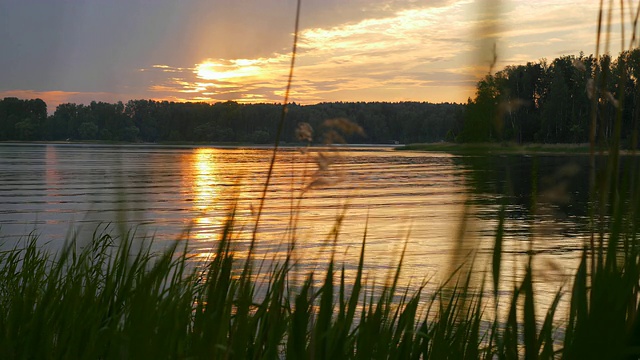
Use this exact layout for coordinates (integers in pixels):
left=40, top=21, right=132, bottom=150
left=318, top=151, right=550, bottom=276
left=195, top=60, right=261, bottom=81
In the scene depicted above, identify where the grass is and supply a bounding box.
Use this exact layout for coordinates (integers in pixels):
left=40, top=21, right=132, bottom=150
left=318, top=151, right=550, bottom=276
left=0, top=218, right=426, bottom=359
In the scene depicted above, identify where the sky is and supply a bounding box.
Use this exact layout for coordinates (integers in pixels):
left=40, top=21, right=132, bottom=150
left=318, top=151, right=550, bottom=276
left=0, top=0, right=631, bottom=112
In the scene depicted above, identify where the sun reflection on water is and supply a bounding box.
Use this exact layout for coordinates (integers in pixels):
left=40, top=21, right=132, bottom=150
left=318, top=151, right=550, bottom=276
left=190, top=148, right=224, bottom=243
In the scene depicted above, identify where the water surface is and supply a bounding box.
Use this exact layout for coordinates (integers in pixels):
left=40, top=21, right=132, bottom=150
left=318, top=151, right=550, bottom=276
left=0, top=143, right=604, bottom=309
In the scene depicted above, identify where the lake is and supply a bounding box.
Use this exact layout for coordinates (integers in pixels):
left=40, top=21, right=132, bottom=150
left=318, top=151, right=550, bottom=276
left=0, top=142, right=619, bottom=310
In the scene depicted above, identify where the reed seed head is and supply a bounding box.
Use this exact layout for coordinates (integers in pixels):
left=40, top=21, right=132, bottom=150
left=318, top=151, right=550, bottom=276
left=572, top=58, right=586, bottom=72
left=295, top=122, right=313, bottom=142
left=586, top=78, right=595, bottom=99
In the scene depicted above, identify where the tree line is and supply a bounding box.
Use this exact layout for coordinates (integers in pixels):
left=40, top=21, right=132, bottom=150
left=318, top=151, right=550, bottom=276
left=460, top=49, right=640, bottom=147
left=0, top=98, right=463, bottom=144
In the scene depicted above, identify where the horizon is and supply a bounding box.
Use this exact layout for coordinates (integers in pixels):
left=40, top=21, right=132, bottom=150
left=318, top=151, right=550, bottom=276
left=2, top=96, right=468, bottom=116
left=0, top=1, right=627, bottom=111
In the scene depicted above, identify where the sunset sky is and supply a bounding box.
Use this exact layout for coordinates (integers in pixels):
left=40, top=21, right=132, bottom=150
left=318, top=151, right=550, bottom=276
left=0, top=0, right=628, bottom=111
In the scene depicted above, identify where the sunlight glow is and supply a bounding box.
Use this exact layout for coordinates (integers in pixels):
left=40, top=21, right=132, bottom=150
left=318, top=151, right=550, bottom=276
left=196, top=60, right=262, bottom=81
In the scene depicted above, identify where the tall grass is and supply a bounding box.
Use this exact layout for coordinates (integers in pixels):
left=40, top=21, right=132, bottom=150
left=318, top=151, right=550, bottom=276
left=2, top=183, right=635, bottom=359
left=3, top=1, right=640, bottom=359
left=0, top=217, right=427, bottom=358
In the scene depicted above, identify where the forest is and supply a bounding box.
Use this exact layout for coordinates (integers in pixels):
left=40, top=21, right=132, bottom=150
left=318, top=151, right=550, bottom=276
left=461, top=48, right=640, bottom=147
left=0, top=98, right=463, bottom=145
left=2, top=49, right=640, bottom=146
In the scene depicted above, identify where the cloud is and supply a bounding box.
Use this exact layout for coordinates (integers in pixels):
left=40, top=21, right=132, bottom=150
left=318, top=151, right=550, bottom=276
left=136, top=1, right=476, bottom=104
left=0, top=0, right=628, bottom=107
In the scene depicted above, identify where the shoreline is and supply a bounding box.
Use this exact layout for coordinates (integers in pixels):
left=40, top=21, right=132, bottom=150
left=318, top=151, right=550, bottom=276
left=396, top=142, right=639, bottom=155
left=3, top=140, right=638, bottom=155
left=0, top=140, right=402, bottom=151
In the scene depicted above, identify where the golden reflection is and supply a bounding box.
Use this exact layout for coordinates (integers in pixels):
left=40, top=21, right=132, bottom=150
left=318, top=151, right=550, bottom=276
left=44, top=145, right=61, bottom=195
left=190, top=148, right=223, bottom=243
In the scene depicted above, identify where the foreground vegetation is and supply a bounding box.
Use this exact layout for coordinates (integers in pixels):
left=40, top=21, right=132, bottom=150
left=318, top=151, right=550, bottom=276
left=1, top=156, right=639, bottom=359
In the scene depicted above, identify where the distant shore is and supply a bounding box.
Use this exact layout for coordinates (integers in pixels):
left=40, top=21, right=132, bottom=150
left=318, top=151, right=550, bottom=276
left=0, top=140, right=401, bottom=150
left=5, top=140, right=638, bottom=155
